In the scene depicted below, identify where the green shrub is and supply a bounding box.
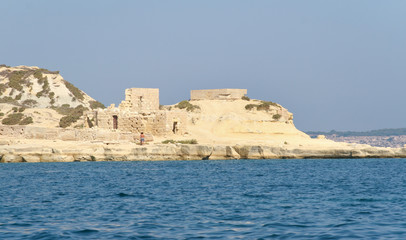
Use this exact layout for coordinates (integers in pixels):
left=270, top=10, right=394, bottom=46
left=2, top=113, right=24, bottom=125
left=22, top=99, right=38, bottom=107
left=89, top=100, right=106, bottom=109
left=12, top=107, right=18, bottom=112
left=0, top=112, right=4, bottom=117
left=18, top=107, right=25, bottom=112
left=175, top=100, right=200, bottom=112
left=257, top=101, right=278, bottom=111
left=19, top=117, right=33, bottom=125
left=0, top=97, right=18, bottom=105
left=36, top=78, right=50, bottom=98
left=177, top=139, right=198, bottom=144
left=59, top=115, right=76, bottom=128
left=14, top=93, right=22, bottom=100
left=64, top=80, right=84, bottom=101
left=161, top=139, right=198, bottom=144
left=53, top=104, right=72, bottom=115
left=241, top=95, right=250, bottom=101
left=36, top=68, right=59, bottom=74
left=272, top=114, right=282, bottom=120
left=0, top=83, right=7, bottom=94
left=58, top=105, right=87, bottom=128
left=245, top=101, right=279, bottom=111
left=245, top=104, right=257, bottom=110
left=34, top=70, right=46, bottom=84
left=261, top=101, right=279, bottom=107
left=8, top=71, right=26, bottom=91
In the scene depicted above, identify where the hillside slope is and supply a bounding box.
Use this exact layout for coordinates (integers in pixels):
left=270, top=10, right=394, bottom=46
left=0, top=65, right=105, bottom=127
left=0, top=65, right=101, bottom=108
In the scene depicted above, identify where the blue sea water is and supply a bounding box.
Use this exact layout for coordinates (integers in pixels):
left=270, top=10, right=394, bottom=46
left=1, top=159, right=406, bottom=239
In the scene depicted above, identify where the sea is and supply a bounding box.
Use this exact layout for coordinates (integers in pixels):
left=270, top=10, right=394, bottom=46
left=1, top=158, right=406, bottom=239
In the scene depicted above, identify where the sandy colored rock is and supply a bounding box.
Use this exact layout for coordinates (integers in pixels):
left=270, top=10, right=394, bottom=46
left=21, top=155, right=41, bottom=163
left=40, top=154, right=74, bottom=162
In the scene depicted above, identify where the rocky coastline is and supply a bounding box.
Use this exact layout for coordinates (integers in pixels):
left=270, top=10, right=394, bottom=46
left=2, top=140, right=406, bottom=163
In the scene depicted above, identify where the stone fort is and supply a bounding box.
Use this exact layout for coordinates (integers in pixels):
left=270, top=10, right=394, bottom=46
left=85, top=88, right=247, bottom=138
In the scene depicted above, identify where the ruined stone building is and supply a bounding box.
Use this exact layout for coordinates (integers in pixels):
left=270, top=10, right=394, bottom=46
left=85, top=88, right=187, bottom=137
left=84, top=88, right=250, bottom=139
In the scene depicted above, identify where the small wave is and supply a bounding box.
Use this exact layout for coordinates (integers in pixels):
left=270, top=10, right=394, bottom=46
left=242, top=193, right=269, bottom=199
left=116, top=192, right=147, bottom=198
left=357, top=211, right=372, bottom=215
left=357, top=198, right=379, bottom=202
left=263, top=223, right=309, bottom=228
left=30, top=231, right=61, bottom=240
left=116, top=192, right=134, bottom=197
left=73, top=229, right=99, bottom=235
left=9, top=223, right=32, bottom=227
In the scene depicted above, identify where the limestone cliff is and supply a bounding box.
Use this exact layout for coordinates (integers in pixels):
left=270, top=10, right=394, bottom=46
left=2, top=139, right=406, bottom=163
left=164, top=98, right=309, bottom=145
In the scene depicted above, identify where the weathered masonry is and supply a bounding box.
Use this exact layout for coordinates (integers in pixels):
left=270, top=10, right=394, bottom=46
left=190, top=89, right=247, bottom=100
left=85, top=88, right=187, bottom=137
left=118, top=88, right=159, bottom=112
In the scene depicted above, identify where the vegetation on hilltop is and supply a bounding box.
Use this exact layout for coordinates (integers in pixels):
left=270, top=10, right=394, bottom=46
left=241, top=95, right=250, bottom=101
left=3, top=68, right=58, bottom=92
left=272, top=114, right=282, bottom=120
left=245, top=101, right=280, bottom=111
left=63, top=80, right=85, bottom=101
left=8, top=71, right=27, bottom=91
left=0, top=66, right=102, bottom=109
left=89, top=100, right=106, bottom=109
left=175, top=100, right=200, bottom=112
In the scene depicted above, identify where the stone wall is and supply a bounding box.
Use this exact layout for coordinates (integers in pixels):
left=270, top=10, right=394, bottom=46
left=85, top=87, right=188, bottom=137
left=152, top=111, right=188, bottom=135
left=190, top=89, right=247, bottom=100
left=119, top=88, right=159, bottom=112
left=0, top=125, right=137, bottom=142
left=89, top=108, right=187, bottom=136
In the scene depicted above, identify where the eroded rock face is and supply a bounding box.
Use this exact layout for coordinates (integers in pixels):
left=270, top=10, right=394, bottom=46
left=2, top=142, right=406, bottom=163
left=1, top=154, right=23, bottom=163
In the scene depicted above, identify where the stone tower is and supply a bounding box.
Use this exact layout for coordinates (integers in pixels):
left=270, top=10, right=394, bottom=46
left=118, top=88, right=159, bottom=112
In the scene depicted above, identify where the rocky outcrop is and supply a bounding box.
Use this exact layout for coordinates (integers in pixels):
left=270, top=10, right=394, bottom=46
left=0, top=65, right=100, bottom=109
left=2, top=142, right=406, bottom=163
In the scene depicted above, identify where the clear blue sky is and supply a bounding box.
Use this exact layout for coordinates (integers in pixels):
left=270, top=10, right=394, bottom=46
left=1, top=0, right=405, bottom=131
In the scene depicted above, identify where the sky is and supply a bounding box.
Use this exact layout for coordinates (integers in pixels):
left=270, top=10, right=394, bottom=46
left=1, top=0, right=405, bottom=131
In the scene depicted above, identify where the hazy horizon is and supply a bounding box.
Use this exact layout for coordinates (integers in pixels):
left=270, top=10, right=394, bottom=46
left=1, top=0, right=405, bottom=132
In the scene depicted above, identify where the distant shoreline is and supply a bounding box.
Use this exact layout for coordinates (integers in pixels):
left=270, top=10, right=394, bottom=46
left=306, top=128, right=406, bottom=137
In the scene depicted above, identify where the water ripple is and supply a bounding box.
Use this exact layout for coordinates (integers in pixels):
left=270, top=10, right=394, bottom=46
left=1, top=159, right=406, bottom=239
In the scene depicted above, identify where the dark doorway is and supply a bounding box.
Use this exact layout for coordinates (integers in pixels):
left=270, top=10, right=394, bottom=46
left=86, top=117, right=93, bottom=128
left=172, top=122, right=178, bottom=134
left=113, top=115, right=118, bottom=130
